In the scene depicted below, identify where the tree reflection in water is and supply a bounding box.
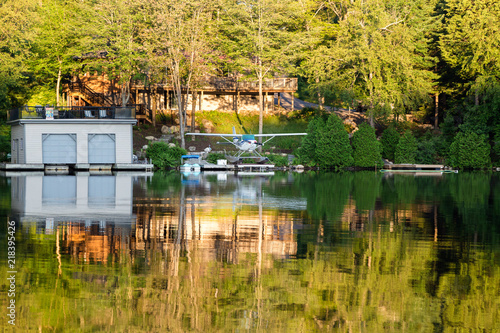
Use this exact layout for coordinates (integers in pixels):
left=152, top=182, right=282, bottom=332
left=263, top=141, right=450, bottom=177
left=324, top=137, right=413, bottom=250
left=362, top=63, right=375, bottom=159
left=1, top=171, right=499, bottom=331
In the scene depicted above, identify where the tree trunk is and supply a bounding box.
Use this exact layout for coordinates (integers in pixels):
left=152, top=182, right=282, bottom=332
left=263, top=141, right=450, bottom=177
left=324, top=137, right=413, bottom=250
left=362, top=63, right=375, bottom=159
left=258, top=73, right=263, bottom=151
left=369, top=71, right=374, bottom=127
left=56, top=67, right=62, bottom=106
left=191, top=90, right=197, bottom=139
left=434, top=92, right=439, bottom=129
left=152, top=87, right=157, bottom=127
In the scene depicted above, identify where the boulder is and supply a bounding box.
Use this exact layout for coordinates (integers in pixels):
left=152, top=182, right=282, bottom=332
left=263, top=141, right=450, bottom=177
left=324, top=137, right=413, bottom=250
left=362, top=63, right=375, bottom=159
left=145, top=136, right=156, bottom=141
left=161, top=125, right=170, bottom=134
left=201, top=119, right=214, bottom=133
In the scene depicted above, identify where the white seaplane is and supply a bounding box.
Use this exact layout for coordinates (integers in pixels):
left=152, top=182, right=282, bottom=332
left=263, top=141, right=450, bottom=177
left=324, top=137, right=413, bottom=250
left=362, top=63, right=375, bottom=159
left=185, top=127, right=307, bottom=163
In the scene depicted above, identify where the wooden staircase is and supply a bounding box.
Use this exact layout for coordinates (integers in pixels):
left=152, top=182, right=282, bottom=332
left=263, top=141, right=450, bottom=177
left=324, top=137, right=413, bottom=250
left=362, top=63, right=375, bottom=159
left=70, top=81, right=114, bottom=106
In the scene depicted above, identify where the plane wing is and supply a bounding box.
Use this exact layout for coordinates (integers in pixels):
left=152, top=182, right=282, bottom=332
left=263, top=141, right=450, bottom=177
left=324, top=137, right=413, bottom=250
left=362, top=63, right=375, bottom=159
left=185, top=132, right=243, bottom=137
left=253, top=133, right=307, bottom=137
left=185, top=132, right=307, bottom=137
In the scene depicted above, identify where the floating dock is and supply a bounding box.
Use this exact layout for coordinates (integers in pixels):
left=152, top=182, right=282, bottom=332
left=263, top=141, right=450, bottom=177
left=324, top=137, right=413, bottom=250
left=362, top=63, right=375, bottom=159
left=0, top=163, right=153, bottom=173
left=383, top=164, right=445, bottom=170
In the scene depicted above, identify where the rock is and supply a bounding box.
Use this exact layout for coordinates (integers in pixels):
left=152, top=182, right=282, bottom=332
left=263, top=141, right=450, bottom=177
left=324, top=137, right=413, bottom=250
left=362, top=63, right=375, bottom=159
left=168, top=143, right=176, bottom=148
left=170, top=125, right=180, bottom=133
left=142, top=145, right=148, bottom=150
left=201, top=119, right=214, bottom=133
left=158, top=134, right=173, bottom=143
left=161, top=125, right=170, bottom=134
left=145, top=136, right=156, bottom=141
left=188, top=146, right=196, bottom=152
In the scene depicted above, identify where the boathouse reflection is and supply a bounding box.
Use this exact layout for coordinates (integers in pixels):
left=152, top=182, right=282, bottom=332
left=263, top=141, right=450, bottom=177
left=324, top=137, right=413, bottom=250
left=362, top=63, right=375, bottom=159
left=10, top=172, right=304, bottom=265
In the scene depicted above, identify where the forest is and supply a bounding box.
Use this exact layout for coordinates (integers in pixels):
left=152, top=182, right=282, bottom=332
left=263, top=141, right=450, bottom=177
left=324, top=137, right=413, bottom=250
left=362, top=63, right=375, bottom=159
left=0, top=0, right=499, bottom=165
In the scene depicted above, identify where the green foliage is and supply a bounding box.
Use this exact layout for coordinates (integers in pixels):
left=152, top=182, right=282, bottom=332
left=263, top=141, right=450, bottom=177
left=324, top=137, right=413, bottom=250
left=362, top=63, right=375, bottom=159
left=395, top=130, right=418, bottom=164
left=448, top=131, right=491, bottom=169
left=315, top=114, right=353, bottom=169
left=352, top=122, right=382, bottom=168
left=380, top=127, right=400, bottom=161
left=266, top=153, right=288, bottom=167
left=0, top=125, right=11, bottom=161
left=206, top=152, right=225, bottom=164
left=296, top=117, right=324, bottom=165
left=146, top=142, right=187, bottom=169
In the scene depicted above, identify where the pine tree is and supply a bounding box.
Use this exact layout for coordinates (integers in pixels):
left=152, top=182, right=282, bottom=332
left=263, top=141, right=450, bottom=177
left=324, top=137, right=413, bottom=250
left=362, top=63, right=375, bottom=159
left=352, top=122, right=382, bottom=168
left=380, top=126, right=400, bottom=161
left=448, top=131, right=491, bottom=168
left=298, top=117, right=324, bottom=165
left=315, top=114, right=353, bottom=169
left=395, top=130, right=418, bottom=164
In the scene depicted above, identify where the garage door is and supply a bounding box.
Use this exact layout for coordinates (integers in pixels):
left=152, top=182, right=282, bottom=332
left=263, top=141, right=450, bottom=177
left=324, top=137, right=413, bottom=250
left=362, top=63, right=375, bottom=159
left=42, top=134, right=77, bottom=164
left=88, top=134, right=116, bottom=164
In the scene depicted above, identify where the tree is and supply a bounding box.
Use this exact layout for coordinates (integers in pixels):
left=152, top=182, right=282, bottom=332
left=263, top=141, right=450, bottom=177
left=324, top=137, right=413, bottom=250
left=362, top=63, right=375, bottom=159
left=315, top=113, right=353, bottom=169
left=395, top=130, right=418, bottom=164
left=90, top=0, right=144, bottom=107
left=0, top=0, right=36, bottom=112
left=30, top=0, right=87, bottom=105
left=142, top=0, right=216, bottom=148
left=352, top=122, right=382, bottom=168
left=219, top=0, right=299, bottom=143
left=297, top=116, right=324, bottom=165
left=380, top=126, right=400, bottom=161
left=438, top=0, right=500, bottom=135
left=301, top=0, right=438, bottom=125
left=448, top=131, right=490, bottom=169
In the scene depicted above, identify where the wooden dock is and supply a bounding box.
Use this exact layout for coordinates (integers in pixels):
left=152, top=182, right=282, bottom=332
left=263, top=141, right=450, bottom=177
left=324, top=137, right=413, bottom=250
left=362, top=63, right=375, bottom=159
left=383, top=164, right=444, bottom=170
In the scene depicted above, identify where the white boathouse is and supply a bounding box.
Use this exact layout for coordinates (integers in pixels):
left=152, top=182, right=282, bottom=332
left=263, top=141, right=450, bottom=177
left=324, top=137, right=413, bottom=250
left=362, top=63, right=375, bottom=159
left=7, top=106, right=145, bottom=170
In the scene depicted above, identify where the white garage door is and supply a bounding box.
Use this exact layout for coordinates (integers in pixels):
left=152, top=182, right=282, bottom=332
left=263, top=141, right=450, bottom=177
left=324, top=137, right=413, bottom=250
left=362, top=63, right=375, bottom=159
left=88, top=134, right=116, bottom=164
left=42, top=134, right=77, bottom=164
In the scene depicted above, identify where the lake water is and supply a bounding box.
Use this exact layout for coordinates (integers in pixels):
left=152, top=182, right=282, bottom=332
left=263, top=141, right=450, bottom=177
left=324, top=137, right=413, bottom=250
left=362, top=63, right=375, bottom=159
left=1, top=171, right=499, bottom=331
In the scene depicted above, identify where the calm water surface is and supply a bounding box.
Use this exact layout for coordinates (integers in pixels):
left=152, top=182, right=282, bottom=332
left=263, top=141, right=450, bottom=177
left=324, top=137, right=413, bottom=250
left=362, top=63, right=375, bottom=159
left=1, top=171, right=499, bottom=332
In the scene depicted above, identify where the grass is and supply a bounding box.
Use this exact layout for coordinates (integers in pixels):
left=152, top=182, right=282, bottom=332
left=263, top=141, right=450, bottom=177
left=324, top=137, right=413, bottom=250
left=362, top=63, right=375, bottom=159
left=195, top=111, right=308, bottom=152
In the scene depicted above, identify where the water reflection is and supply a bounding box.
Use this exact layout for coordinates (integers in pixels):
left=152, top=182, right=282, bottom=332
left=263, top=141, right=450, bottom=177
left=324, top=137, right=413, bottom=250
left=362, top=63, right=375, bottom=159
left=1, top=171, right=499, bottom=331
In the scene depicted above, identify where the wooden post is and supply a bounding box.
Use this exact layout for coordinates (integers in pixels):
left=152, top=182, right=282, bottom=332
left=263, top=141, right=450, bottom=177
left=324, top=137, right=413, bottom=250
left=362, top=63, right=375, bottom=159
left=264, top=91, right=267, bottom=115
left=291, top=92, right=294, bottom=111
left=152, top=87, right=157, bottom=127
left=199, top=90, right=203, bottom=112
left=191, top=90, right=197, bottom=136
left=278, top=93, right=281, bottom=110
left=236, top=91, right=239, bottom=114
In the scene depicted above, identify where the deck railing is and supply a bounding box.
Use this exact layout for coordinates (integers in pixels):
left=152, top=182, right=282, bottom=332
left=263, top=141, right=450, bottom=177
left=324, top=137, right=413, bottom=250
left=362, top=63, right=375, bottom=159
left=8, top=106, right=136, bottom=122
left=132, top=76, right=298, bottom=91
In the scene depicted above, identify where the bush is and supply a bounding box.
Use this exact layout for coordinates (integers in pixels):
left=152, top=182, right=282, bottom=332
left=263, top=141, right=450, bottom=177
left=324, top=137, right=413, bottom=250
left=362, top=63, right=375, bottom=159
left=267, top=154, right=288, bottom=167
left=206, top=152, right=225, bottom=164
left=448, top=131, right=491, bottom=169
left=395, top=130, right=418, bottom=164
left=352, top=122, right=382, bottom=168
left=315, top=113, right=353, bottom=169
left=380, top=126, right=400, bottom=161
left=296, top=117, right=324, bottom=165
left=146, top=142, right=187, bottom=169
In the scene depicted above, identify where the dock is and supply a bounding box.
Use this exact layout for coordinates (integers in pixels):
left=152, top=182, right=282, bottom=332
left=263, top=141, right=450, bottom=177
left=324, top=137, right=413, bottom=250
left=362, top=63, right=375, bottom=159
left=0, top=163, right=154, bottom=173
left=383, top=164, right=445, bottom=170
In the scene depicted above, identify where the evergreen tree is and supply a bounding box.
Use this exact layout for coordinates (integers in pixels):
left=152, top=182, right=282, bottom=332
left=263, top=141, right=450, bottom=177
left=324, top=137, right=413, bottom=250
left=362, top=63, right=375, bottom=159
left=315, top=113, right=353, bottom=169
left=352, top=122, right=382, bottom=168
left=298, top=117, right=324, bottom=165
left=448, top=131, right=491, bottom=169
left=395, top=130, right=418, bottom=164
left=380, top=126, right=400, bottom=161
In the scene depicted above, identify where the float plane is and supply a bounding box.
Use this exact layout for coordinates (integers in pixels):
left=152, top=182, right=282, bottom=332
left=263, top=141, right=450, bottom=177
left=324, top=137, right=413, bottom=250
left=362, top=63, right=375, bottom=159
left=185, top=127, right=306, bottom=163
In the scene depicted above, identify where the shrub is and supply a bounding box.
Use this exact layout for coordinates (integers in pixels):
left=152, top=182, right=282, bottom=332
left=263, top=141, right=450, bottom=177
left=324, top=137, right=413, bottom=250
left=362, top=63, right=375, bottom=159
left=380, top=126, right=400, bottom=161
left=395, top=130, right=418, bottom=164
left=296, top=117, right=324, bottom=165
left=448, top=131, right=491, bottom=169
left=315, top=113, right=353, bottom=169
left=267, top=154, right=288, bottom=167
left=206, top=152, right=225, bottom=164
left=352, top=122, right=382, bottom=168
left=146, top=142, right=187, bottom=169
